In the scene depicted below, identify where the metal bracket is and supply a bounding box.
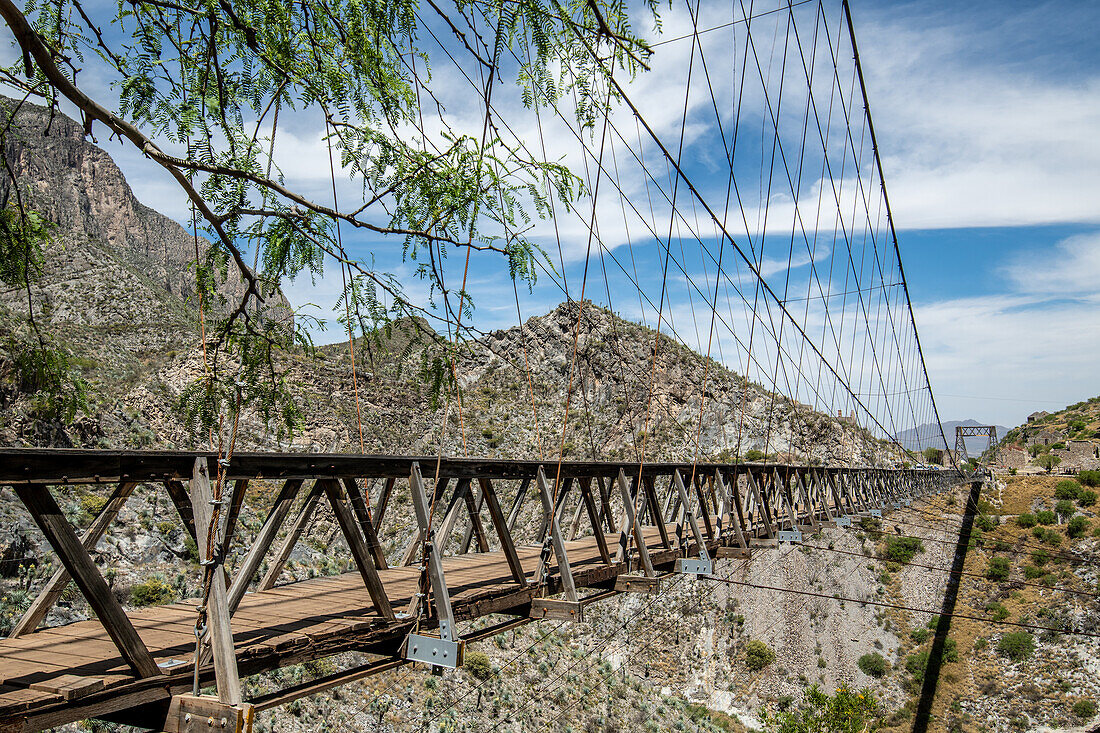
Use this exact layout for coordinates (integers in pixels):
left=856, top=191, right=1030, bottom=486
left=164, top=694, right=254, bottom=733
left=869, top=508, right=882, bottom=518
left=677, top=557, right=713, bottom=575
left=776, top=529, right=802, bottom=544
left=892, top=502, right=901, bottom=509
left=833, top=515, right=852, bottom=527
left=406, top=632, right=465, bottom=668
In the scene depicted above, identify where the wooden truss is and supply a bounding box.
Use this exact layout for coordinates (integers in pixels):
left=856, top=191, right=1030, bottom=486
left=0, top=449, right=952, bottom=732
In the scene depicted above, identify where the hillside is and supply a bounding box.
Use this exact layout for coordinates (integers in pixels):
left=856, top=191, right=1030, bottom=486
left=995, top=397, right=1100, bottom=474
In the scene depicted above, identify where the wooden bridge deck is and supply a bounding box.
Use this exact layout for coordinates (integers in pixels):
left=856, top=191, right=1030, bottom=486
left=0, top=527, right=684, bottom=729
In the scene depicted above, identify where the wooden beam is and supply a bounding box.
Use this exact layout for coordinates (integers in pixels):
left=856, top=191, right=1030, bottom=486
left=322, top=479, right=395, bottom=620
left=505, top=478, right=531, bottom=533
left=342, top=477, right=388, bottom=570
left=535, top=466, right=578, bottom=602
left=258, top=481, right=324, bottom=590
left=615, top=470, right=655, bottom=577
left=578, top=477, right=612, bottom=566
left=400, top=477, right=450, bottom=566
left=373, top=477, right=396, bottom=526
left=458, top=482, right=486, bottom=554
left=642, top=476, right=671, bottom=549
left=226, top=478, right=305, bottom=613
left=478, top=478, right=526, bottom=586
left=189, top=457, right=242, bottom=704
left=219, top=479, right=250, bottom=555
left=11, top=481, right=137, bottom=637
left=409, top=463, right=457, bottom=640
left=13, top=484, right=160, bottom=679
left=462, top=485, right=490, bottom=553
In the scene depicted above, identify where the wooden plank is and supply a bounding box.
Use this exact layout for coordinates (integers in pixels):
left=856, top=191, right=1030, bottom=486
left=342, top=477, right=388, bottom=570
left=478, top=478, right=526, bottom=587
left=12, top=484, right=160, bottom=679
left=321, top=479, right=395, bottom=620
left=11, top=481, right=137, bottom=637
left=28, top=674, right=105, bottom=701
left=190, top=457, right=242, bottom=705
left=258, top=481, right=324, bottom=590
left=226, top=478, right=305, bottom=612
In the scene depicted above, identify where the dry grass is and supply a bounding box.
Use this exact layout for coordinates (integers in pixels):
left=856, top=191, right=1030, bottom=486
left=998, top=475, right=1064, bottom=515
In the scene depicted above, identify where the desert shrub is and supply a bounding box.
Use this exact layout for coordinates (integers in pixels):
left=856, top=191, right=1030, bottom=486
left=975, top=514, right=998, bottom=531
left=1041, top=528, right=1063, bottom=546
left=1067, top=516, right=1090, bottom=539
left=910, top=628, right=931, bottom=644
left=985, top=602, right=1009, bottom=621
left=1051, top=442, right=1067, bottom=450
left=1024, top=565, right=1045, bottom=579
left=985, top=557, right=1011, bottom=581
left=128, top=576, right=176, bottom=607
left=1036, top=510, right=1056, bottom=526
left=1073, top=699, right=1097, bottom=720
left=745, top=640, right=776, bottom=670
left=1078, top=489, right=1097, bottom=507
left=858, top=652, right=888, bottom=678
left=997, top=632, right=1035, bottom=662
left=943, top=638, right=959, bottom=663
left=1055, top=500, right=1076, bottom=519
left=764, top=685, right=880, bottom=733
left=463, top=651, right=493, bottom=680
left=905, top=650, right=930, bottom=683
left=1078, top=470, right=1100, bottom=488
left=881, top=536, right=924, bottom=563
left=1055, top=480, right=1081, bottom=500
left=1031, top=549, right=1050, bottom=566
left=1015, top=513, right=1037, bottom=528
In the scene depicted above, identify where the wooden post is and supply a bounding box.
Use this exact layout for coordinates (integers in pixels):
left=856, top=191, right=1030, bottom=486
left=643, top=476, right=672, bottom=549
left=343, top=478, right=388, bottom=570
left=462, top=487, right=490, bottom=553
left=673, top=470, right=709, bottom=562
left=716, top=470, right=748, bottom=549
left=189, top=458, right=242, bottom=704
left=615, top=470, right=655, bottom=577
left=478, top=478, right=527, bottom=586
left=13, top=484, right=160, bottom=679
left=409, top=463, right=457, bottom=640
left=11, top=481, right=137, bottom=637
left=578, top=477, right=612, bottom=565
left=322, top=480, right=395, bottom=620
left=535, top=467, right=578, bottom=601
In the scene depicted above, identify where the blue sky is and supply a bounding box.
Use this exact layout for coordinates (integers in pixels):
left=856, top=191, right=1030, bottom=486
left=4, top=0, right=1099, bottom=433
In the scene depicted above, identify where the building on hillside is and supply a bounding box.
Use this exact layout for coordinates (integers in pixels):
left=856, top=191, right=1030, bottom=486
left=835, top=410, right=858, bottom=426
left=996, top=446, right=1029, bottom=470
left=1054, top=441, right=1100, bottom=472
left=1027, top=429, right=1061, bottom=448
left=1027, top=411, right=1050, bottom=423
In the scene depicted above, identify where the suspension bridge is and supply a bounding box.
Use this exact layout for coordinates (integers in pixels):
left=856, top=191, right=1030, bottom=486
left=0, top=0, right=1041, bottom=730
left=0, top=452, right=954, bottom=731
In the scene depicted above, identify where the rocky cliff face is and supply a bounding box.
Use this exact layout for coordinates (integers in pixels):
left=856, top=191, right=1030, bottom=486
left=0, top=95, right=287, bottom=317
